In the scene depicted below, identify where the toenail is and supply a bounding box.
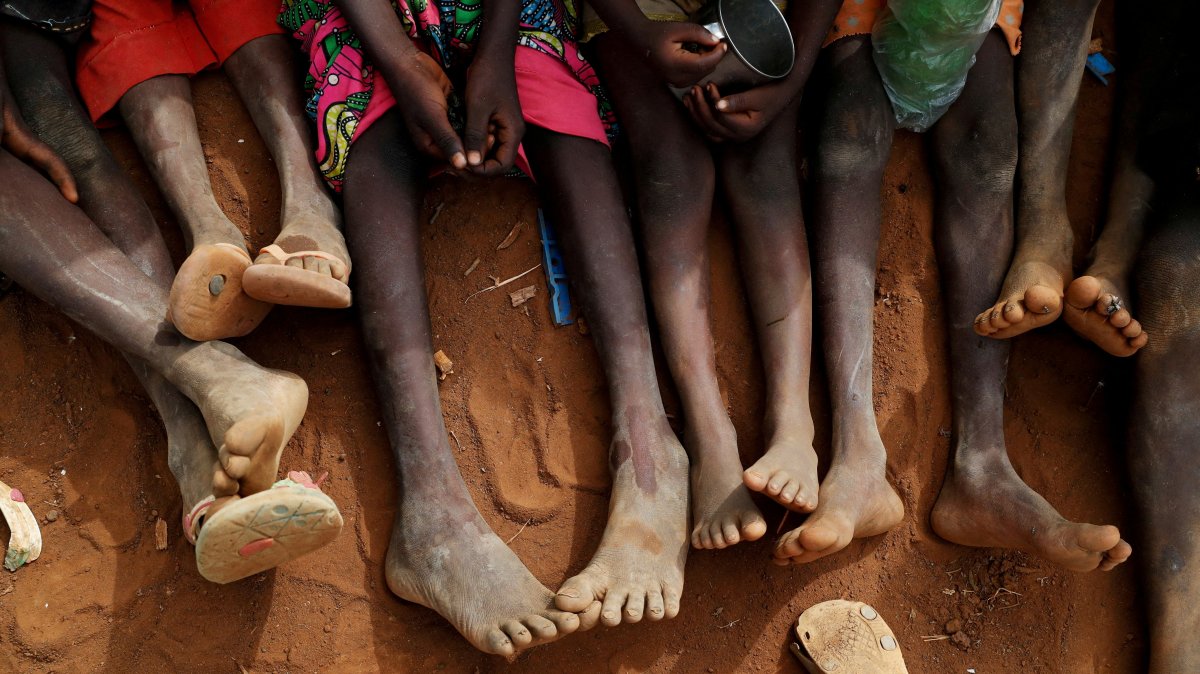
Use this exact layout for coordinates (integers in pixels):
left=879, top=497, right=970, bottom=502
left=880, top=635, right=898, bottom=651
left=209, top=275, right=226, bottom=296
left=860, top=605, right=878, bottom=620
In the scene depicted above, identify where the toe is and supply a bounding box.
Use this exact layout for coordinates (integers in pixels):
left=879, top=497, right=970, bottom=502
left=523, top=614, right=558, bottom=641
left=218, top=449, right=251, bottom=480
left=774, top=528, right=804, bottom=561
left=1121, top=319, right=1142, bottom=339
left=779, top=479, right=799, bottom=504
left=765, top=472, right=787, bottom=496
left=623, top=591, right=646, bottom=623
left=709, top=523, right=728, bottom=549
left=1108, top=306, right=1132, bottom=329
left=501, top=620, right=533, bottom=648
left=1130, top=332, right=1149, bottom=349
left=662, top=584, right=682, bottom=619
left=577, top=601, right=602, bottom=631
left=212, top=462, right=239, bottom=496
left=797, top=523, right=841, bottom=554
left=995, top=302, right=1020, bottom=328
left=600, top=589, right=628, bottom=627
left=696, top=527, right=714, bottom=550
left=555, top=575, right=598, bottom=613
left=721, top=522, right=741, bottom=547
left=645, top=589, right=666, bottom=621
left=1024, top=285, right=1061, bottom=317
left=484, top=628, right=515, bottom=656
left=743, top=469, right=768, bottom=491
left=285, top=256, right=305, bottom=270
left=739, top=512, right=767, bottom=541
left=542, top=609, right=580, bottom=636
left=1067, top=276, right=1103, bottom=309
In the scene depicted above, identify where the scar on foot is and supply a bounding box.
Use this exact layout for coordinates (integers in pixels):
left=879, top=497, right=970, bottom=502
left=1065, top=275, right=1148, bottom=356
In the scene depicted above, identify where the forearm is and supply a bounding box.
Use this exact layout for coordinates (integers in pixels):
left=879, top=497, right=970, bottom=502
left=781, top=0, right=841, bottom=92
left=477, top=0, right=520, bottom=63
left=335, top=0, right=423, bottom=86
left=587, top=0, right=655, bottom=43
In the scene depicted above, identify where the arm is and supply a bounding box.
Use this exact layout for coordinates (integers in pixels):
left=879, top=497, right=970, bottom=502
left=0, top=43, right=77, bottom=201
left=337, top=0, right=467, bottom=168
left=460, top=0, right=524, bottom=175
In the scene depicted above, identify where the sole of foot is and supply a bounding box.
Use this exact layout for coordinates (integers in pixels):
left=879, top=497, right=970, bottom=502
left=169, top=243, right=273, bottom=342
left=1065, top=275, right=1148, bottom=356
left=743, top=434, right=819, bottom=513
left=243, top=234, right=352, bottom=308
left=195, top=482, right=343, bottom=584
left=386, top=515, right=588, bottom=656
left=931, top=458, right=1132, bottom=572
left=975, top=261, right=1064, bottom=339
left=555, top=432, right=689, bottom=626
left=773, top=466, right=903, bottom=565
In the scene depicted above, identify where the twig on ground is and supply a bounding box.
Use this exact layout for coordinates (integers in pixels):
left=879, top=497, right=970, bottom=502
left=464, top=264, right=541, bottom=302
left=505, top=520, right=531, bottom=544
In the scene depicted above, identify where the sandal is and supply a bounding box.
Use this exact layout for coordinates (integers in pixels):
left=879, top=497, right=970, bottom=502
left=185, top=471, right=342, bottom=584
left=168, top=243, right=272, bottom=341
left=790, top=600, right=909, bottom=674
left=241, top=244, right=352, bottom=309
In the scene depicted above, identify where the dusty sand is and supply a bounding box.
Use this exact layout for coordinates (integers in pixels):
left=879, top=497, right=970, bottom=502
left=0, top=5, right=1145, bottom=672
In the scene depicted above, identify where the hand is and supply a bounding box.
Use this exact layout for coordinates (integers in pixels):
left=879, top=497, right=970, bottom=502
left=682, top=81, right=798, bottom=143
left=632, top=21, right=728, bottom=88
left=389, top=51, right=468, bottom=170
left=0, top=72, right=77, bottom=202
left=463, top=57, right=524, bottom=176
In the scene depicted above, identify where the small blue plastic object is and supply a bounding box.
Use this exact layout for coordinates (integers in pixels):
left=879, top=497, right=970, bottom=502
left=1086, top=52, right=1115, bottom=85
left=538, top=210, right=574, bottom=326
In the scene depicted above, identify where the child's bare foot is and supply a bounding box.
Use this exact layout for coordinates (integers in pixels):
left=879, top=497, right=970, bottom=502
left=743, top=429, right=819, bottom=512
left=932, top=452, right=1132, bottom=572
left=975, top=258, right=1065, bottom=338
left=556, top=410, right=689, bottom=626
left=773, top=460, right=903, bottom=565
left=688, top=424, right=766, bottom=550
left=243, top=203, right=352, bottom=309
left=386, top=503, right=586, bottom=656
left=177, top=343, right=309, bottom=496
left=1065, top=275, right=1148, bottom=356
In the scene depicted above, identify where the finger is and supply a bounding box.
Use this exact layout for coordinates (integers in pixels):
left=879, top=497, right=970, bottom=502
left=683, top=42, right=728, bottom=78
left=5, top=126, right=79, bottom=203
left=463, top=103, right=490, bottom=167
left=688, top=86, right=732, bottom=140
left=676, top=23, right=723, bottom=47
left=414, top=111, right=466, bottom=169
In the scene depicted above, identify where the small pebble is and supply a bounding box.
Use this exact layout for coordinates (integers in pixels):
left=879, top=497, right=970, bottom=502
left=338, top=454, right=346, bottom=462
left=45, top=509, right=59, bottom=522
left=945, top=619, right=962, bottom=634
left=151, top=510, right=158, bottom=518
left=324, top=625, right=332, bottom=633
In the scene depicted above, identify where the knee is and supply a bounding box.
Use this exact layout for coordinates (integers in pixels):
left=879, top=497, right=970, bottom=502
left=813, top=109, right=892, bottom=183
left=938, top=119, right=1018, bottom=196
left=15, top=83, right=108, bottom=178
left=1136, top=218, right=1200, bottom=329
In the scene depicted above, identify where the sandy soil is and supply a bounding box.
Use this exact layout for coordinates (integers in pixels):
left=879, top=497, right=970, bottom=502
left=0, top=6, right=1146, bottom=672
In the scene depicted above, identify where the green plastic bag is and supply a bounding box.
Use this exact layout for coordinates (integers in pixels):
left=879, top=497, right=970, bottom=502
left=872, top=0, right=1002, bottom=131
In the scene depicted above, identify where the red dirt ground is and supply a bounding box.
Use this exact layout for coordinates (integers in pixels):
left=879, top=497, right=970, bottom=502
left=0, top=5, right=1144, bottom=672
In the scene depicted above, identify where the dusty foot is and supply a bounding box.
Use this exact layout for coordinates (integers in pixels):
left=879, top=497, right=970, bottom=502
left=243, top=207, right=352, bottom=308
left=975, top=260, right=1064, bottom=339
left=931, top=453, right=1132, bottom=572
left=1065, top=275, right=1148, bottom=356
left=743, top=428, right=819, bottom=512
left=555, top=410, right=689, bottom=626
left=180, top=343, right=310, bottom=497
left=386, top=504, right=586, bottom=656
left=687, top=424, right=766, bottom=550
left=773, top=460, right=903, bottom=565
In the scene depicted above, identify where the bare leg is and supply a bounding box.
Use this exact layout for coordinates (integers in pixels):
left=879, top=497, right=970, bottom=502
left=776, top=36, right=903, bottom=565
left=591, top=33, right=766, bottom=552
left=341, top=112, right=584, bottom=657
left=223, top=35, right=352, bottom=307
left=0, top=151, right=307, bottom=499
left=1131, top=207, right=1200, bottom=672
left=520, top=125, right=689, bottom=627
left=927, top=32, right=1130, bottom=572
left=719, top=101, right=820, bottom=514
left=975, top=0, right=1101, bottom=338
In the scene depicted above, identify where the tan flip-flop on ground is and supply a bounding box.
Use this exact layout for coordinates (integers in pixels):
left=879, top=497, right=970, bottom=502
left=185, top=471, right=343, bottom=584
left=241, top=244, right=352, bottom=309
left=0, top=480, right=41, bottom=571
left=790, top=600, right=909, bottom=674
left=168, top=243, right=272, bottom=341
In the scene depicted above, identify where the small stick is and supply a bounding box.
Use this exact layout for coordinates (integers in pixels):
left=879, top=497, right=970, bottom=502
left=449, top=430, right=462, bottom=451
left=464, top=264, right=541, bottom=302
left=776, top=510, right=791, bottom=534
left=429, top=202, right=445, bottom=225
left=496, top=222, right=523, bottom=250
left=463, top=258, right=480, bottom=277
left=505, top=519, right=531, bottom=544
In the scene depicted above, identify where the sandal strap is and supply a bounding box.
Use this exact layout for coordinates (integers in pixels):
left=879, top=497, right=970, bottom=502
left=257, top=244, right=350, bottom=282
left=183, top=495, right=216, bottom=545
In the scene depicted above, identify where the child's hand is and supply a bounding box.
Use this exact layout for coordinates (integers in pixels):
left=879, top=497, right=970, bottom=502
left=463, top=58, right=524, bottom=176
left=0, top=71, right=77, bottom=202
left=683, top=81, right=796, bottom=142
left=391, top=51, right=468, bottom=170
left=634, top=22, right=728, bottom=88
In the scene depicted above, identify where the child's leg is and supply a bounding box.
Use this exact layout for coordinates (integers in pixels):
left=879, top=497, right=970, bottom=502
left=928, top=31, right=1130, bottom=572
left=1, top=22, right=219, bottom=508
left=521, top=126, right=688, bottom=627
left=775, top=36, right=903, bottom=565
left=590, top=33, right=766, bottom=551
left=340, top=112, right=585, bottom=656
left=975, top=0, right=1102, bottom=337
left=222, top=35, right=352, bottom=304
left=1131, top=210, right=1200, bottom=673
left=0, top=151, right=307, bottom=499
left=719, top=99, right=819, bottom=513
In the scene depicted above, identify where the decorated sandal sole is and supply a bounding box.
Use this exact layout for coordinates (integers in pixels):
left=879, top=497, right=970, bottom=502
left=195, top=484, right=342, bottom=584
left=169, top=243, right=272, bottom=341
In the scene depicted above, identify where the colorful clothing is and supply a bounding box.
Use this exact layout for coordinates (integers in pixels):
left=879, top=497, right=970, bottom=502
left=824, top=0, right=1023, bottom=55
left=76, top=0, right=286, bottom=122
left=280, top=0, right=617, bottom=190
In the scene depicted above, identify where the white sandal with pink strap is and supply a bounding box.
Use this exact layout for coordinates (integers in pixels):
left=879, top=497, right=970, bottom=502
left=185, top=471, right=343, bottom=584
left=241, top=244, right=352, bottom=309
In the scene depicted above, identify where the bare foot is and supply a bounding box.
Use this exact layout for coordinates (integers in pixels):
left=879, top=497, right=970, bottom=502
left=243, top=206, right=352, bottom=308
left=932, top=453, right=1132, bottom=572
left=975, top=259, right=1065, bottom=339
left=743, top=429, right=819, bottom=512
left=178, top=343, right=310, bottom=496
left=688, top=424, right=766, bottom=550
left=1065, top=275, right=1148, bottom=356
left=386, top=504, right=586, bottom=656
left=555, top=410, right=689, bottom=626
left=773, top=461, right=903, bottom=565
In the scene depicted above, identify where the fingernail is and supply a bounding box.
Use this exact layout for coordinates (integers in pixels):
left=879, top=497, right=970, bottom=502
left=452, top=153, right=466, bottom=169
left=716, top=100, right=728, bottom=111
left=467, top=151, right=482, bottom=166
